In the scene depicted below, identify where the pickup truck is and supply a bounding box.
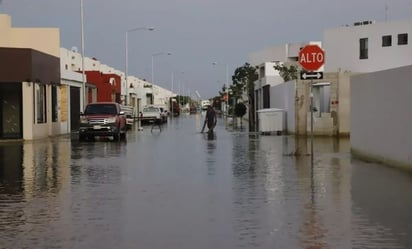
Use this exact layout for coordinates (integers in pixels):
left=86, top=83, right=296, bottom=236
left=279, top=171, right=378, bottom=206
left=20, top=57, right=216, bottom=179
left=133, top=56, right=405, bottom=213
left=79, top=102, right=127, bottom=141
left=140, top=105, right=162, bottom=124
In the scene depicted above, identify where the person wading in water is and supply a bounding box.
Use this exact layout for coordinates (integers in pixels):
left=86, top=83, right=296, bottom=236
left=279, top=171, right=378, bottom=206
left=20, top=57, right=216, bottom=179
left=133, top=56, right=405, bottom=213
left=202, top=105, right=217, bottom=134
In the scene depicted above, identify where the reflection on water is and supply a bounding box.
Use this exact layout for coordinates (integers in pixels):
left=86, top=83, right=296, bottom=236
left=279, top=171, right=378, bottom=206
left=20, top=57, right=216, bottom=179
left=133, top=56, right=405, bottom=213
left=0, top=142, right=23, bottom=195
left=0, top=118, right=411, bottom=248
left=230, top=134, right=409, bottom=249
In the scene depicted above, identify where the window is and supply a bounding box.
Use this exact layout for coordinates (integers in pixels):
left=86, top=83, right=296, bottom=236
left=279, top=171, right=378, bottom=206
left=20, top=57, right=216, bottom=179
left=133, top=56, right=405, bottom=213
left=259, top=66, right=265, bottom=79
left=52, top=86, right=58, bottom=122
left=146, top=93, right=153, bottom=105
left=262, top=85, right=270, bottom=109
left=382, top=35, right=392, bottom=47
left=35, top=84, right=47, bottom=124
left=398, top=33, right=408, bottom=45
left=359, top=38, right=368, bottom=59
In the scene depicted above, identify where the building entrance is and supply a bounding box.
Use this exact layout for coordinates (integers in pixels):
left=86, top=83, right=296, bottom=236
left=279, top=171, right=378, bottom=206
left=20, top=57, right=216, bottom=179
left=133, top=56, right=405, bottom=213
left=0, top=83, right=22, bottom=139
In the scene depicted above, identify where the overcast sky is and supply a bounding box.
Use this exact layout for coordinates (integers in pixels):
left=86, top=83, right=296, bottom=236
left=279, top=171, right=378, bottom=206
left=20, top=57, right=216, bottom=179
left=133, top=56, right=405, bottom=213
left=1, top=0, right=411, bottom=98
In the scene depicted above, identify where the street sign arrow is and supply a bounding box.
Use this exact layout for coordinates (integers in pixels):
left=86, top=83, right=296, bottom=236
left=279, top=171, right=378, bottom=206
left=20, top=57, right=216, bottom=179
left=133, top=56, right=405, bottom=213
left=300, top=71, right=323, bottom=80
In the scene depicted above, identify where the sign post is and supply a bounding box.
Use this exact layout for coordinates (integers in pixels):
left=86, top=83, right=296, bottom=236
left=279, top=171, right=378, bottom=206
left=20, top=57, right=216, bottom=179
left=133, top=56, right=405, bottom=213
left=298, top=44, right=325, bottom=156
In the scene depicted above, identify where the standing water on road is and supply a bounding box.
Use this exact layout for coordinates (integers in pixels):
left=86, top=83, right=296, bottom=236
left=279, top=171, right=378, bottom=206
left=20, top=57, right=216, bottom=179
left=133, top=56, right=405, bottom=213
left=1, top=114, right=411, bottom=249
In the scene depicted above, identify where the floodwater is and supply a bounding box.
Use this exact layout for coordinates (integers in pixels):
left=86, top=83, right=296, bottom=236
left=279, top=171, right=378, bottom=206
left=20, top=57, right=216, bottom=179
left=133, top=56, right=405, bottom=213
left=0, top=114, right=411, bottom=249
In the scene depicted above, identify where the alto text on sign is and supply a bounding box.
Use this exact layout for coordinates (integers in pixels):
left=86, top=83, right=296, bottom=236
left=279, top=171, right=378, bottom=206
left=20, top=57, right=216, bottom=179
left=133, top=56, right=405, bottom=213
left=298, top=45, right=325, bottom=71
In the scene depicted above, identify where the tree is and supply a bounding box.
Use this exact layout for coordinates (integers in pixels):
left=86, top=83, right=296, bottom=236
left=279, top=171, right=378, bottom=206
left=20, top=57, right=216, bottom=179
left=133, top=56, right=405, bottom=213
left=232, top=63, right=258, bottom=131
left=218, top=84, right=227, bottom=99
left=212, top=96, right=221, bottom=110
left=273, top=64, right=298, bottom=82
left=234, top=102, right=247, bottom=128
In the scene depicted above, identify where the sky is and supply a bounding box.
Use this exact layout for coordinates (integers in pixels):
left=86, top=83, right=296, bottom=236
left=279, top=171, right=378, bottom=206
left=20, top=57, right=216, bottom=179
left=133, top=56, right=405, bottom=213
left=1, top=0, right=411, bottom=99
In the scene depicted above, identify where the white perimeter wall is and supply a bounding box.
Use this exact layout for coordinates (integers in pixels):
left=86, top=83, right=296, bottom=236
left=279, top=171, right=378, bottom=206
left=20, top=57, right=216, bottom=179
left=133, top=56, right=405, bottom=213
left=269, top=81, right=295, bottom=133
left=351, top=65, right=412, bottom=169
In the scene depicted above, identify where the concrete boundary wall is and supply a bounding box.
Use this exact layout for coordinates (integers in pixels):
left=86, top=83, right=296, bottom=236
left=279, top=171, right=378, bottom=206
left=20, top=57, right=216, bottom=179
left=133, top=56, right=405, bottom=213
left=270, top=81, right=295, bottom=133
left=351, top=65, right=412, bottom=170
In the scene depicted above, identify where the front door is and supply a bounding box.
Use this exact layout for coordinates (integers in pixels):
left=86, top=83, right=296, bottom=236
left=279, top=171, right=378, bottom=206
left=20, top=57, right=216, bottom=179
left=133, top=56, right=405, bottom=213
left=0, top=83, right=22, bottom=139
left=70, top=86, right=81, bottom=131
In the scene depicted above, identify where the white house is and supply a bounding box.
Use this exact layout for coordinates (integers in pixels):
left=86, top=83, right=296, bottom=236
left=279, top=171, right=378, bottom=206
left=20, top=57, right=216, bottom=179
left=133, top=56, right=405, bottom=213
left=249, top=41, right=323, bottom=134
left=322, top=19, right=412, bottom=136
left=249, top=41, right=322, bottom=66
left=249, top=41, right=322, bottom=111
left=249, top=18, right=412, bottom=136
left=324, top=19, right=412, bottom=73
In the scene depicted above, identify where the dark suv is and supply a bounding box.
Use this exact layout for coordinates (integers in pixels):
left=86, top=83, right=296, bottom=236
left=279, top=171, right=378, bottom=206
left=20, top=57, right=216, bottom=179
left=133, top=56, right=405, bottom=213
left=79, top=102, right=127, bottom=141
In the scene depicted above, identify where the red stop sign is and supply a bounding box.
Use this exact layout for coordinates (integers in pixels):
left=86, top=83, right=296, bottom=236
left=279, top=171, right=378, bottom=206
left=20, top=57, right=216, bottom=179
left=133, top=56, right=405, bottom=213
left=298, top=45, right=325, bottom=71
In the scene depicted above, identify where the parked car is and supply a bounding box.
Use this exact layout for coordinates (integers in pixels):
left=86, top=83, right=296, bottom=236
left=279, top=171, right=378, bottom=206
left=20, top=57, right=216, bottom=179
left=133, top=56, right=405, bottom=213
left=79, top=102, right=127, bottom=141
left=121, top=105, right=135, bottom=129
left=169, top=98, right=180, bottom=116
left=158, top=106, right=168, bottom=123
left=140, top=105, right=162, bottom=124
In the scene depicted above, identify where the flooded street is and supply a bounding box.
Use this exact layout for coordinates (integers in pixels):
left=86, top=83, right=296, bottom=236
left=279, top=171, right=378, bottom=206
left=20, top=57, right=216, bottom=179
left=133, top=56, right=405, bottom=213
left=1, top=114, right=412, bottom=249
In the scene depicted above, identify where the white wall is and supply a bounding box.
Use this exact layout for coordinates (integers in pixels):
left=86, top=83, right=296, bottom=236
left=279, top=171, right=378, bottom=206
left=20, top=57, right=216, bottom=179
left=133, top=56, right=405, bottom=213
left=262, top=62, right=281, bottom=77
left=351, top=65, right=412, bottom=169
left=22, top=82, right=34, bottom=140
left=324, top=19, right=412, bottom=73
left=269, top=81, right=295, bottom=133
left=337, top=71, right=353, bottom=135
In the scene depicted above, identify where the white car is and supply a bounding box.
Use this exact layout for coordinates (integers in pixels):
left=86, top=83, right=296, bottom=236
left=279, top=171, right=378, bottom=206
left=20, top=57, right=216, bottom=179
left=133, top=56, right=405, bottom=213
left=140, top=105, right=162, bottom=124
left=158, top=106, right=168, bottom=123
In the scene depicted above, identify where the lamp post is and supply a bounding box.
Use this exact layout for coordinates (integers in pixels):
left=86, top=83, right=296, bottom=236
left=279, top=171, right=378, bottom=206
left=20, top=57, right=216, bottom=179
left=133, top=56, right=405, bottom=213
left=125, top=26, right=154, bottom=105
left=171, top=72, right=174, bottom=119
left=171, top=71, right=184, bottom=115
left=80, top=0, right=86, bottom=111
left=151, top=52, right=172, bottom=84
left=212, top=62, right=229, bottom=124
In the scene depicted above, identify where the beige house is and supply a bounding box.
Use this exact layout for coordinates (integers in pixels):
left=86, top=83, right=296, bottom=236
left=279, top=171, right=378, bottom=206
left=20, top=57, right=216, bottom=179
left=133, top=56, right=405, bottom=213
left=0, top=14, right=61, bottom=140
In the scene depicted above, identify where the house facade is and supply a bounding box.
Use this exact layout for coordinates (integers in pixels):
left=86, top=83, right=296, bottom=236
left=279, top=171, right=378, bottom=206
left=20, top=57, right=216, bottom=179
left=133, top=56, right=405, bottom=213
left=250, top=19, right=412, bottom=137
left=324, top=19, right=412, bottom=73
left=0, top=14, right=61, bottom=140
left=0, top=14, right=177, bottom=140
left=322, top=19, right=412, bottom=136
left=249, top=41, right=332, bottom=135
left=65, top=48, right=174, bottom=116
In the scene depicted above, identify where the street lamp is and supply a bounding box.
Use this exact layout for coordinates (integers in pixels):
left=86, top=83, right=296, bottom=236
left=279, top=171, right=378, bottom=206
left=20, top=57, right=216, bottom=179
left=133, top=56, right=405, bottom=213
left=171, top=72, right=184, bottom=119
left=212, top=62, right=229, bottom=123
left=151, top=51, right=172, bottom=84
left=80, top=0, right=86, bottom=110
left=125, top=26, right=154, bottom=105
left=212, top=62, right=229, bottom=89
